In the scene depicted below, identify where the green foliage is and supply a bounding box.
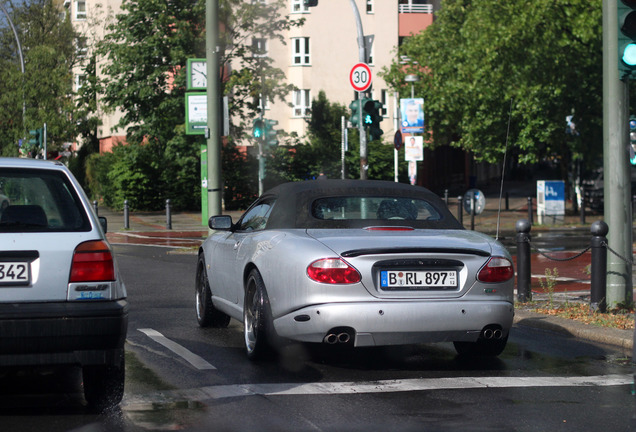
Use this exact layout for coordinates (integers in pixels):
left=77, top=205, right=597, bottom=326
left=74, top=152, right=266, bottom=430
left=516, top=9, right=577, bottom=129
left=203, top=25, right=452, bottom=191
left=0, top=0, right=79, bottom=155
left=381, top=0, right=603, bottom=176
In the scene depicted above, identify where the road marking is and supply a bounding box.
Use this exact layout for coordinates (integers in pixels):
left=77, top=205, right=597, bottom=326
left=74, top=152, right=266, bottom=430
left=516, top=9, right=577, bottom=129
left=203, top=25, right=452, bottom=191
left=123, top=374, right=633, bottom=406
left=138, top=328, right=216, bottom=370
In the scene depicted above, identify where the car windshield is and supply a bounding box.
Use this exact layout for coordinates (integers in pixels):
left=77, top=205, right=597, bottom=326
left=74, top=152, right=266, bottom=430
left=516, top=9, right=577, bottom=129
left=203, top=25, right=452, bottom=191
left=0, top=168, right=91, bottom=232
left=312, top=196, right=442, bottom=221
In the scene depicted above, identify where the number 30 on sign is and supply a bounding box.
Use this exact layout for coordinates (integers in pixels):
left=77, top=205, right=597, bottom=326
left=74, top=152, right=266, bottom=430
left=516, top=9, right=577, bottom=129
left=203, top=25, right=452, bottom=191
left=350, top=63, right=372, bottom=93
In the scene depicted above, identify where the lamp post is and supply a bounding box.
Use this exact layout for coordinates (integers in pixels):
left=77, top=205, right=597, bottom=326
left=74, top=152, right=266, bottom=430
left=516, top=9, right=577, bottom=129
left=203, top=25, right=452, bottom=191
left=0, top=2, right=26, bottom=143
left=405, top=74, right=419, bottom=98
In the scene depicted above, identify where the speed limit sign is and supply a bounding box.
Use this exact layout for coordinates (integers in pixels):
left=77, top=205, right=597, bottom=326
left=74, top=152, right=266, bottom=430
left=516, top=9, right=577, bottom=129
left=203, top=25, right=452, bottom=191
left=350, top=63, right=372, bottom=92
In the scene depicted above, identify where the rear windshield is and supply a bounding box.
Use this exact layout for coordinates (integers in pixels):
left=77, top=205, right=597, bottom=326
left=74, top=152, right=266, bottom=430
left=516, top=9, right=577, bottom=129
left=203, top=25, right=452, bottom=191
left=312, top=196, right=442, bottom=221
left=0, top=168, right=91, bottom=232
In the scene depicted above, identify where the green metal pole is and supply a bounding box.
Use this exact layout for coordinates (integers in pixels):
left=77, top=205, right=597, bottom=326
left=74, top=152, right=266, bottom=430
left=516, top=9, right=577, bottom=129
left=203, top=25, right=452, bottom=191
left=602, top=0, right=633, bottom=308
left=206, top=0, right=222, bottom=218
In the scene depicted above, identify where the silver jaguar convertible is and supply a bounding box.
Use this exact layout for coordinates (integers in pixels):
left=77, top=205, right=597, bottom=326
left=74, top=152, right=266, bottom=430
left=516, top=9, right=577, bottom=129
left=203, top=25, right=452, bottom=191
left=196, top=179, right=514, bottom=360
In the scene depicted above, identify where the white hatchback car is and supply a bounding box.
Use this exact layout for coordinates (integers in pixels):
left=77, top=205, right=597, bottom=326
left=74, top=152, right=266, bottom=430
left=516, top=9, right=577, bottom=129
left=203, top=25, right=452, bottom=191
left=0, top=158, right=128, bottom=409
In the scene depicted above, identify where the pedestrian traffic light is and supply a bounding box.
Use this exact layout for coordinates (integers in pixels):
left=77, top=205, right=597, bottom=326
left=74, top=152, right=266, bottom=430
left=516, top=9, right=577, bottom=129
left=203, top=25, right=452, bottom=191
left=363, top=99, right=384, bottom=141
left=264, top=119, right=279, bottom=146
left=630, top=116, right=636, bottom=165
left=252, top=118, right=264, bottom=139
left=618, top=1, right=636, bottom=77
left=349, top=100, right=361, bottom=128
left=28, top=128, right=42, bottom=148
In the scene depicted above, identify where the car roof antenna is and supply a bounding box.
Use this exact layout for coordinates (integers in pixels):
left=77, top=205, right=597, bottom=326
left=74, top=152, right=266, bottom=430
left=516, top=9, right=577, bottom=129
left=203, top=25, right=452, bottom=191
left=496, top=98, right=513, bottom=241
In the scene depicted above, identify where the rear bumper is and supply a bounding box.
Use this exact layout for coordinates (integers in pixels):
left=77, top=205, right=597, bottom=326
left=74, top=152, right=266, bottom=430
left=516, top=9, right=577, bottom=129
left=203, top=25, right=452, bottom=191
left=0, top=300, right=128, bottom=367
left=273, top=300, right=514, bottom=347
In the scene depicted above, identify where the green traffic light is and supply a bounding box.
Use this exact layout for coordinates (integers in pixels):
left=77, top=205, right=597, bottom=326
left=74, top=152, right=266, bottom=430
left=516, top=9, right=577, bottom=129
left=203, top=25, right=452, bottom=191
left=624, top=43, right=636, bottom=66
left=364, top=114, right=372, bottom=124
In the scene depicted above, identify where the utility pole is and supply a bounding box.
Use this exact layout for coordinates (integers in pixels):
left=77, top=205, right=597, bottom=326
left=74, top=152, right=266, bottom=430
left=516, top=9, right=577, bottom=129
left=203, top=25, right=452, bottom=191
left=206, top=0, right=222, bottom=217
left=603, top=0, right=633, bottom=308
left=0, top=3, right=26, bottom=142
left=349, top=0, right=372, bottom=179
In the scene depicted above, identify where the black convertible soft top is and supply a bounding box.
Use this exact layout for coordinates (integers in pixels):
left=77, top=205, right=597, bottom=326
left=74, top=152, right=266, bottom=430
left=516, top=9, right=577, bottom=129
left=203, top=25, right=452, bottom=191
left=259, top=179, right=464, bottom=230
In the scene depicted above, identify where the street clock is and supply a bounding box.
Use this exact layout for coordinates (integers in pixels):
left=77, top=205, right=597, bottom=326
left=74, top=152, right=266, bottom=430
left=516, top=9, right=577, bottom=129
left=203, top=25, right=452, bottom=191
left=187, top=58, right=206, bottom=90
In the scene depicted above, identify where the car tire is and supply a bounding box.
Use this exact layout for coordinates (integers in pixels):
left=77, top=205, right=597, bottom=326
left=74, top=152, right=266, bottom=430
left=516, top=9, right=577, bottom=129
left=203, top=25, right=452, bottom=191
left=83, top=354, right=125, bottom=411
left=196, top=255, right=231, bottom=328
left=244, top=269, right=275, bottom=361
left=453, top=335, right=508, bottom=357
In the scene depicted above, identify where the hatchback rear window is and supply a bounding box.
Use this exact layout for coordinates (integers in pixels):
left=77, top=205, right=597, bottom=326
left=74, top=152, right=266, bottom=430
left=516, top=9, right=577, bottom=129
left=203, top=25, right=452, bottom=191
left=312, top=196, right=442, bottom=221
left=0, top=168, right=91, bottom=232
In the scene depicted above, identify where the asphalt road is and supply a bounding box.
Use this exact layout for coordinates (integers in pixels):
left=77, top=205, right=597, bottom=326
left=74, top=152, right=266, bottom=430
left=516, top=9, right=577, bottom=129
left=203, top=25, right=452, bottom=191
left=1, top=244, right=635, bottom=432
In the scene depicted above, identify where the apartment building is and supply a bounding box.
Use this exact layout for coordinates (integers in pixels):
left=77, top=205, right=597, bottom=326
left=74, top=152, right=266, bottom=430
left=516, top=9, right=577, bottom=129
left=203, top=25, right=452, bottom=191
left=254, top=0, right=435, bottom=141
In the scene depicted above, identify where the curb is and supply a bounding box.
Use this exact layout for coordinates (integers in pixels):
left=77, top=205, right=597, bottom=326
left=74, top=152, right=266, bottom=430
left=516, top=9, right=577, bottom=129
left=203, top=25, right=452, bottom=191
left=514, top=309, right=634, bottom=351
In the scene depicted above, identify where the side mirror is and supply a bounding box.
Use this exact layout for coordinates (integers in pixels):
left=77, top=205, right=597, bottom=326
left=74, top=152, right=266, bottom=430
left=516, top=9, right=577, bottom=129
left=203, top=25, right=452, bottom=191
left=208, top=215, right=233, bottom=230
left=99, top=216, right=108, bottom=233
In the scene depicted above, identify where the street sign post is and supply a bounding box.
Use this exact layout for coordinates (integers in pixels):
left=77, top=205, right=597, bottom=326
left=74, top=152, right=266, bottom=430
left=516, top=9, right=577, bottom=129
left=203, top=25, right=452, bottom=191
left=349, top=63, right=372, bottom=92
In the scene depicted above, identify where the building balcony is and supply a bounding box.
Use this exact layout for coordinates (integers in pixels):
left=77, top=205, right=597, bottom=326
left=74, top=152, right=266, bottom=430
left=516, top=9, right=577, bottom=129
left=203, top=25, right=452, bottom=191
left=399, top=3, right=434, bottom=37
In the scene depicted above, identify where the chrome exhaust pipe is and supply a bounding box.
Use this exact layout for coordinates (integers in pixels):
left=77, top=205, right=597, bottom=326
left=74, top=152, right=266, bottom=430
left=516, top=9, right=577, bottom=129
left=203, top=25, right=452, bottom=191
left=482, top=329, right=494, bottom=339
left=493, top=329, right=503, bottom=339
left=337, top=332, right=351, bottom=344
left=324, top=334, right=338, bottom=344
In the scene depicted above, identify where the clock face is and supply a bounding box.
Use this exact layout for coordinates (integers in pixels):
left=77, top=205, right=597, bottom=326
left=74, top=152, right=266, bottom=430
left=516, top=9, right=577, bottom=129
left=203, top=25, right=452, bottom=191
left=189, top=60, right=207, bottom=89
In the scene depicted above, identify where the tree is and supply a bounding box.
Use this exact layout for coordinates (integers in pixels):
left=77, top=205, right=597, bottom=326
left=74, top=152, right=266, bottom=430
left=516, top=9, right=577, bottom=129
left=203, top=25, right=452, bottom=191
left=0, top=0, right=79, bottom=156
left=382, top=0, right=603, bottom=180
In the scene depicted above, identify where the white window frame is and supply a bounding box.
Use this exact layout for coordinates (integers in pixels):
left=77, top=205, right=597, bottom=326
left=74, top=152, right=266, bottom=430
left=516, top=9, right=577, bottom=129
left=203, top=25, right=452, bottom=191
left=292, top=90, right=311, bottom=117
left=75, top=74, right=86, bottom=91
left=75, top=0, right=86, bottom=20
left=381, top=90, right=388, bottom=117
left=252, top=38, right=268, bottom=57
left=257, top=94, right=270, bottom=111
left=76, top=36, right=88, bottom=58
left=291, top=0, right=309, bottom=13
left=366, top=0, right=374, bottom=14
left=292, top=37, right=310, bottom=65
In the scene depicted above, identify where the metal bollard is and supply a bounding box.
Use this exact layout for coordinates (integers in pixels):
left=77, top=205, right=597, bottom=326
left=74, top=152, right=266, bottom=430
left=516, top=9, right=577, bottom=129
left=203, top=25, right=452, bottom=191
left=93, top=200, right=98, bottom=216
left=457, top=195, right=463, bottom=226
left=590, top=220, right=608, bottom=313
left=124, top=200, right=129, bottom=230
left=527, top=197, right=533, bottom=225
left=444, top=189, right=449, bottom=206
left=516, top=219, right=532, bottom=303
left=166, top=199, right=172, bottom=230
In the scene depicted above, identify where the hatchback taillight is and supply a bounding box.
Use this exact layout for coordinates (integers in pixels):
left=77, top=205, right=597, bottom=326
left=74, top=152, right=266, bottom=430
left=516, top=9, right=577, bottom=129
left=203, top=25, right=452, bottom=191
left=477, top=257, right=514, bottom=283
left=69, top=240, right=115, bottom=282
left=307, top=258, right=361, bottom=284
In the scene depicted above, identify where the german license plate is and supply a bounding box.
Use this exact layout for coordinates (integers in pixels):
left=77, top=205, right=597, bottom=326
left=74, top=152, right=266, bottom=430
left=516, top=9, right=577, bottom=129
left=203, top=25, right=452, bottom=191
left=380, top=270, right=457, bottom=289
left=0, top=262, right=30, bottom=285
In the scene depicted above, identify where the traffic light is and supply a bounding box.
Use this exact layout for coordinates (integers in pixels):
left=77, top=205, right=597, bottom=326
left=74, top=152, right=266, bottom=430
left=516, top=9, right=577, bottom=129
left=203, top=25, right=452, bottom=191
left=349, top=99, right=361, bottom=128
left=618, top=1, right=636, bottom=77
left=252, top=118, right=264, bottom=139
left=28, top=128, right=42, bottom=148
left=264, top=119, right=279, bottom=146
left=363, top=99, right=384, bottom=141
left=630, top=116, right=636, bottom=165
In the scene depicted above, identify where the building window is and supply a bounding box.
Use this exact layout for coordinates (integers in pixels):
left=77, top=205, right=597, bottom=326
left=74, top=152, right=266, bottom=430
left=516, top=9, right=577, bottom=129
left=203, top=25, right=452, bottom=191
left=75, top=74, right=86, bottom=91
left=293, top=90, right=310, bottom=117
left=292, top=37, right=310, bottom=65
left=291, top=0, right=308, bottom=13
left=75, top=0, right=86, bottom=20
left=76, top=37, right=88, bottom=58
left=381, top=90, right=388, bottom=117
left=252, top=38, right=267, bottom=57
left=256, top=94, right=270, bottom=111
left=366, top=0, right=374, bottom=13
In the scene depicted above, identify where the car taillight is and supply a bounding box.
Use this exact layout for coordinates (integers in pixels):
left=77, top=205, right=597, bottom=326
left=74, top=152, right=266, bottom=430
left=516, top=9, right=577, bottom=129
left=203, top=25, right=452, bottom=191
left=307, top=258, right=361, bottom=284
left=477, top=256, right=514, bottom=283
left=69, top=240, right=115, bottom=282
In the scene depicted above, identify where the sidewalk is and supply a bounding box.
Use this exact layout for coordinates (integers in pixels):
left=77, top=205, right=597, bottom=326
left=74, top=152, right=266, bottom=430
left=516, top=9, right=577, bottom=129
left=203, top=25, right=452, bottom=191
left=96, top=183, right=635, bottom=354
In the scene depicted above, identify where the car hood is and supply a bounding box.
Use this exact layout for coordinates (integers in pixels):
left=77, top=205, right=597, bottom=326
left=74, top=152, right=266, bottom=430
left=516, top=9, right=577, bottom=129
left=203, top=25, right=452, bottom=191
left=306, top=228, right=496, bottom=257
